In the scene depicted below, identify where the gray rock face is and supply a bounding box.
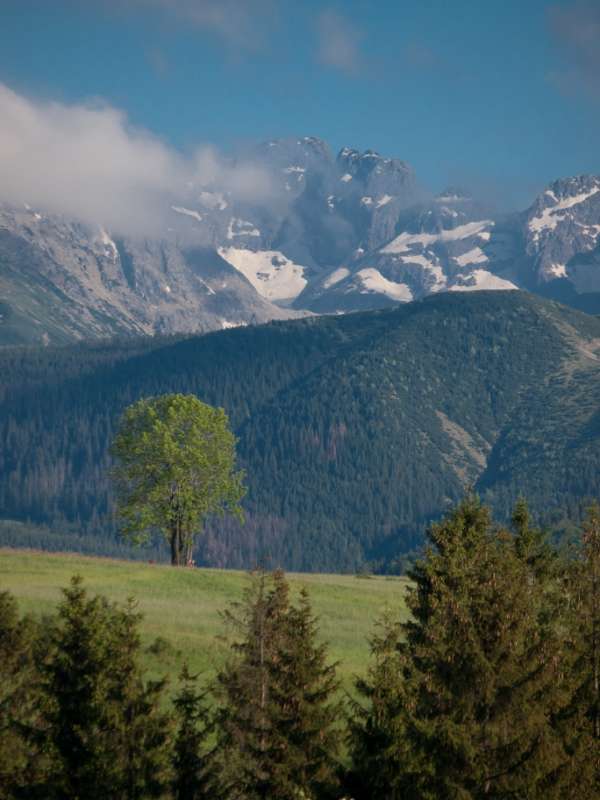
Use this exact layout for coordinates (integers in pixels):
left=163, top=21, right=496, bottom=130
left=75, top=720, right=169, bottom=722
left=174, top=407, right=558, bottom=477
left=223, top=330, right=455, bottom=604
left=0, top=205, right=303, bottom=346
left=304, top=191, right=519, bottom=312
left=1, top=134, right=600, bottom=345
left=332, top=147, right=418, bottom=252
left=522, top=175, right=600, bottom=287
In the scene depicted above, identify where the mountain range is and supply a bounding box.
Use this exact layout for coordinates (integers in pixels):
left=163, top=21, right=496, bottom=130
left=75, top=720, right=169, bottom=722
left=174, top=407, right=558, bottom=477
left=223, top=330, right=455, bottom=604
left=1, top=136, right=600, bottom=346
left=2, top=291, right=599, bottom=571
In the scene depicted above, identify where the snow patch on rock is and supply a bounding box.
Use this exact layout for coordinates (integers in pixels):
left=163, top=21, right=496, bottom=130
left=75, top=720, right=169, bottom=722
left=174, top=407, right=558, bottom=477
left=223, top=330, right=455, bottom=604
left=449, top=270, right=518, bottom=292
left=529, top=187, right=600, bottom=239
left=323, top=267, right=350, bottom=289
left=98, top=228, right=118, bottom=261
left=455, top=247, right=488, bottom=267
left=218, top=247, right=307, bottom=304
left=399, top=253, right=447, bottom=291
left=171, top=206, right=203, bottom=223
left=227, top=218, right=261, bottom=239
left=381, top=220, right=494, bottom=254
left=548, top=262, right=568, bottom=278
left=355, top=268, right=413, bottom=301
left=220, top=319, right=247, bottom=330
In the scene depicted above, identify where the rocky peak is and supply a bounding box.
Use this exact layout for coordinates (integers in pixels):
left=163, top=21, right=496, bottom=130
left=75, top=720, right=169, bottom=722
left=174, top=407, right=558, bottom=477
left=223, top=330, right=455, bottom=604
left=254, top=136, right=333, bottom=172
left=337, top=146, right=412, bottom=183
left=523, top=174, right=600, bottom=283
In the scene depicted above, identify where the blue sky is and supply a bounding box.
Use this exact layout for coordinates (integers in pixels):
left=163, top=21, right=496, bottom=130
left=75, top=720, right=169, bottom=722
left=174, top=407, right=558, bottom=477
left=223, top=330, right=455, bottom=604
left=1, top=0, right=599, bottom=209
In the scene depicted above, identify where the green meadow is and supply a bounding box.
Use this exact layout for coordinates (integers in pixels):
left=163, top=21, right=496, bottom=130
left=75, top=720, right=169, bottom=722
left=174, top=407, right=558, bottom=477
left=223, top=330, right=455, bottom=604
left=0, top=549, right=410, bottom=696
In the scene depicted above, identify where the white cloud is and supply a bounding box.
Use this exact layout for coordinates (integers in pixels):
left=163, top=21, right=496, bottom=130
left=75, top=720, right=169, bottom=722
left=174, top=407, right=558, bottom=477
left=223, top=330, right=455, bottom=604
left=191, top=146, right=274, bottom=203
left=0, top=83, right=274, bottom=236
left=316, top=9, right=363, bottom=75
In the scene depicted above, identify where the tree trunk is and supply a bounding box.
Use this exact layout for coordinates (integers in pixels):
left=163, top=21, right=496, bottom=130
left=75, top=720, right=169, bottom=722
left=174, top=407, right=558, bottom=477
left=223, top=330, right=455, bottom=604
left=170, top=523, right=182, bottom=566
left=170, top=529, right=177, bottom=566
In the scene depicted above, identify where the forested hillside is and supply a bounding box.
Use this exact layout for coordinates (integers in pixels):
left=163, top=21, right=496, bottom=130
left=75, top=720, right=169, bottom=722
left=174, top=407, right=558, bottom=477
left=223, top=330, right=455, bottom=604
left=1, top=290, right=600, bottom=571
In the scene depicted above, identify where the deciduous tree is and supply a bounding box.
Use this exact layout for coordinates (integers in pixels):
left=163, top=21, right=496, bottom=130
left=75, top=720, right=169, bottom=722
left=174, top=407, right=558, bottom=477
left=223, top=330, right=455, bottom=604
left=111, top=393, right=245, bottom=566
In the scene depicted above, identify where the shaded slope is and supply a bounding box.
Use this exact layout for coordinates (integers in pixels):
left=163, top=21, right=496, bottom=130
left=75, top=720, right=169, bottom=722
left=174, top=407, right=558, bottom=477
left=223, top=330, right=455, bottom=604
left=234, top=292, right=587, bottom=568
left=1, top=291, right=599, bottom=571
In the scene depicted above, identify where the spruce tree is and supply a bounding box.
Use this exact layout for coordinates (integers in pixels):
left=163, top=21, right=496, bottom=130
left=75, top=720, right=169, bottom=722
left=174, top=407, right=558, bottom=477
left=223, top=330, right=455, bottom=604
left=511, top=497, right=557, bottom=582
left=172, top=665, right=211, bottom=800
left=209, top=570, right=341, bottom=800
left=558, top=503, right=600, bottom=797
left=108, top=599, right=173, bottom=799
left=271, top=587, right=341, bottom=799
left=209, top=570, right=288, bottom=800
left=347, top=612, right=415, bottom=800
left=0, top=592, right=49, bottom=799
left=40, top=577, right=172, bottom=800
left=351, top=497, right=568, bottom=799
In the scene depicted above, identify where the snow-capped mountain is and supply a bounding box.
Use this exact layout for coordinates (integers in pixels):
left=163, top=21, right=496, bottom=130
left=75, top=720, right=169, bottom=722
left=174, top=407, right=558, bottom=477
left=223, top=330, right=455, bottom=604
left=1, top=135, right=599, bottom=346
left=523, top=175, right=600, bottom=289
left=304, top=191, right=519, bottom=312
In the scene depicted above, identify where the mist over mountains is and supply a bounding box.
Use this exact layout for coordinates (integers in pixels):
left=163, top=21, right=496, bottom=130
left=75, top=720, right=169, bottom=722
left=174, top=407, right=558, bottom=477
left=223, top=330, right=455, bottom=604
left=1, top=130, right=600, bottom=346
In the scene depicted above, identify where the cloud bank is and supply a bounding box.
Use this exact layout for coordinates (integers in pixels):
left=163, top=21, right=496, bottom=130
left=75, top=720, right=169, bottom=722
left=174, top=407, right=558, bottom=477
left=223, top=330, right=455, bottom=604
left=0, top=83, right=273, bottom=236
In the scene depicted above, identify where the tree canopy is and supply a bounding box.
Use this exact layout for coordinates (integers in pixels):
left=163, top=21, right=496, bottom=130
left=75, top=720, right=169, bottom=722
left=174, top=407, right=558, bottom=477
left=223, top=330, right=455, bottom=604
left=349, top=497, right=571, bottom=798
left=111, top=394, right=245, bottom=566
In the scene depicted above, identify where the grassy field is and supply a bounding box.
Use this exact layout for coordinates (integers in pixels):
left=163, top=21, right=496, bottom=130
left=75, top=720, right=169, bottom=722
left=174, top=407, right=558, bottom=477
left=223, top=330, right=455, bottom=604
left=0, top=548, right=409, bottom=696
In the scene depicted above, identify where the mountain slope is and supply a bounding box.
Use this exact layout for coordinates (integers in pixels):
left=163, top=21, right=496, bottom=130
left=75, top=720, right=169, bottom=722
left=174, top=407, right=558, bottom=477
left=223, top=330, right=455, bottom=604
left=1, top=291, right=599, bottom=571
left=3, top=133, right=600, bottom=346
left=0, top=206, right=305, bottom=346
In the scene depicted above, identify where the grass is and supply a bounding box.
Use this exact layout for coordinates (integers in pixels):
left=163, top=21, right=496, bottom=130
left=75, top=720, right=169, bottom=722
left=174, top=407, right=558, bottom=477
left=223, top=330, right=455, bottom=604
left=0, top=548, right=409, bottom=696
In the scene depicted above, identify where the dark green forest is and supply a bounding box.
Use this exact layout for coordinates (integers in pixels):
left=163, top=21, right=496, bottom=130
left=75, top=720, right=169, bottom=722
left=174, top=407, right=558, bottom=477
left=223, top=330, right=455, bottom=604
left=1, top=498, right=599, bottom=799
left=1, top=291, right=600, bottom=571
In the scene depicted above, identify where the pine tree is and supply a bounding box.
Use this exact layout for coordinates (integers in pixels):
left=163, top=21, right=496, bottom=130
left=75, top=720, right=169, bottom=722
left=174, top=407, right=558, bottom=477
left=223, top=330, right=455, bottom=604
left=172, top=665, right=211, bottom=800
left=40, top=577, right=172, bottom=800
left=351, top=497, right=568, bottom=799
